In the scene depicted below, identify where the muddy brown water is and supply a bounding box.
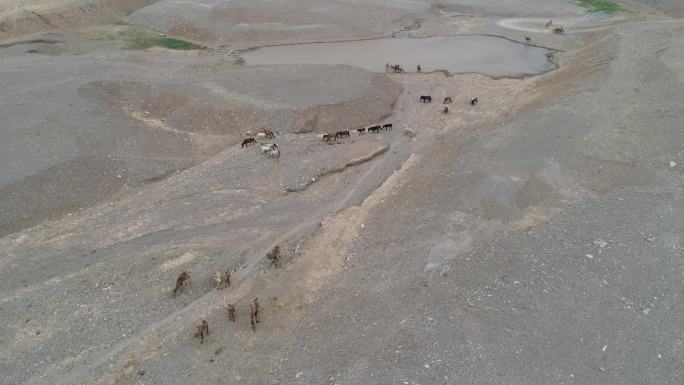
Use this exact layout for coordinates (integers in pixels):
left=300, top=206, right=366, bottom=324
left=242, top=35, right=555, bottom=77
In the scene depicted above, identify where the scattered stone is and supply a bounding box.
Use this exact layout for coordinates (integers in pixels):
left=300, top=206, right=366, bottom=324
left=669, top=161, right=676, bottom=168
left=295, top=371, right=304, bottom=379
left=585, top=254, right=594, bottom=259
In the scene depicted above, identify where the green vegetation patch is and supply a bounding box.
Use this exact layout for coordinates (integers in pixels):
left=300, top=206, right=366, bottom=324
left=121, top=31, right=202, bottom=50
left=576, top=0, right=625, bottom=13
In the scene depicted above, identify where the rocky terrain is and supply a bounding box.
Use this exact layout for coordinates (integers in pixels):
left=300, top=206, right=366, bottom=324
left=0, top=1, right=682, bottom=385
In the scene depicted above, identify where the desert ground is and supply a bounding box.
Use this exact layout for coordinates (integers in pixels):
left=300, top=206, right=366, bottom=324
left=0, top=1, right=682, bottom=384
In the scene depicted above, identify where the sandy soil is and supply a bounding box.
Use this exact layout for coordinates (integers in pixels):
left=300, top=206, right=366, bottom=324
left=1, top=1, right=683, bottom=385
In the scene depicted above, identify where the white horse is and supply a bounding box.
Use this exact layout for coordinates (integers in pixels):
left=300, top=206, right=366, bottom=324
left=268, top=148, right=280, bottom=159
left=260, top=143, right=277, bottom=153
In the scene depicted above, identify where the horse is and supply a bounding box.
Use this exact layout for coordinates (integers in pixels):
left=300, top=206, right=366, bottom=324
left=546, top=20, right=553, bottom=29
left=443, top=97, right=452, bottom=104
left=241, top=138, right=257, bottom=147
left=525, top=36, right=531, bottom=43
left=403, top=127, right=416, bottom=137
left=263, top=129, right=275, bottom=139
left=249, top=303, right=257, bottom=331
left=420, top=95, right=432, bottom=103
left=356, top=127, right=366, bottom=135
left=194, top=319, right=209, bottom=344
left=383, top=123, right=393, bottom=131
left=227, top=304, right=236, bottom=321
left=335, top=130, right=350, bottom=139
left=417, top=64, right=422, bottom=73
left=267, top=245, right=280, bottom=266
left=553, top=26, right=564, bottom=34
left=223, top=271, right=231, bottom=288
left=470, top=97, right=479, bottom=106
left=368, top=125, right=382, bottom=134
left=260, top=143, right=277, bottom=153
left=212, top=271, right=223, bottom=289
left=443, top=105, right=449, bottom=114
left=172, top=272, right=191, bottom=296
left=267, top=148, right=280, bottom=159
left=253, top=298, right=260, bottom=323
left=256, top=132, right=266, bottom=139
left=323, top=133, right=337, bottom=141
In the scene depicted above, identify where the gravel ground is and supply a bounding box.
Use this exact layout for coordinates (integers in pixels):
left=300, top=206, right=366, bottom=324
left=0, top=1, right=683, bottom=385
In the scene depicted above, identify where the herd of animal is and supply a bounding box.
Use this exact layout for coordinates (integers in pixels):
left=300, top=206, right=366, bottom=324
left=191, top=75, right=483, bottom=344
left=322, top=123, right=394, bottom=141
left=241, top=128, right=280, bottom=159
left=173, top=246, right=281, bottom=343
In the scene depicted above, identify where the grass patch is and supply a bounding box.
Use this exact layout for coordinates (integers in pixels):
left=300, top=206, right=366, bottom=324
left=121, top=31, right=202, bottom=50
left=576, top=0, right=625, bottom=13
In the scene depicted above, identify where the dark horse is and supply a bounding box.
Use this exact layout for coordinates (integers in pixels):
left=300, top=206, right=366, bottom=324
left=368, top=125, right=382, bottom=134
left=242, top=138, right=257, bottom=147
left=443, top=97, right=452, bottom=104
left=383, top=123, right=393, bottom=131
left=420, top=95, right=432, bottom=103
left=357, top=127, right=366, bottom=135
left=470, top=97, right=479, bottom=106
left=336, top=130, right=350, bottom=139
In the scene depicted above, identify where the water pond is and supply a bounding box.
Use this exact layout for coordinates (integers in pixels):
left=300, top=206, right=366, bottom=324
left=242, top=35, right=555, bottom=77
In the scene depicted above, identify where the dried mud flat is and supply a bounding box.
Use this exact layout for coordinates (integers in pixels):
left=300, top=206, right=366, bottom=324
left=1, top=1, right=683, bottom=385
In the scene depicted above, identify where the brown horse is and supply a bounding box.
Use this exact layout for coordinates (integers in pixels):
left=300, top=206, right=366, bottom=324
left=249, top=303, right=257, bottom=331
left=267, top=245, right=280, bottom=266
left=227, top=304, right=236, bottom=321
left=336, top=130, right=350, bottom=139
left=263, top=129, right=275, bottom=139
left=368, top=125, right=382, bottom=134
left=357, top=127, right=366, bottom=135
left=253, top=298, right=260, bottom=323
left=241, top=138, right=257, bottom=147
left=173, top=272, right=191, bottom=296
left=323, top=133, right=337, bottom=141
left=443, top=105, right=449, bottom=114
left=194, top=319, right=209, bottom=344
left=223, top=271, right=231, bottom=288
left=470, top=97, right=479, bottom=106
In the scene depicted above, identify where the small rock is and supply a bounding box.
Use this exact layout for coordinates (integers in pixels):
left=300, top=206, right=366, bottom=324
left=602, top=345, right=607, bottom=352
left=424, top=363, right=430, bottom=369
left=585, top=254, right=594, bottom=259
left=295, top=371, right=303, bottom=379
left=360, top=224, right=366, bottom=229
left=669, top=161, right=677, bottom=168
left=642, top=308, right=651, bottom=315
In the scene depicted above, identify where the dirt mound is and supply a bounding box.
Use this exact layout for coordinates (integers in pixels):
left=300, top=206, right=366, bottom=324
left=125, top=0, right=430, bottom=48
left=80, top=65, right=402, bottom=140
left=0, top=0, right=159, bottom=38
